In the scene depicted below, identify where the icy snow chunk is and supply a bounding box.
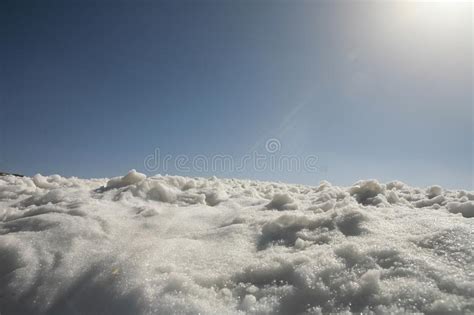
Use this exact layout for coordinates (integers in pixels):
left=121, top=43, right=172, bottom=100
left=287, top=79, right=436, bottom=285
left=146, top=182, right=177, bottom=203
left=259, top=214, right=315, bottom=248
left=316, top=180, right=332, bottom=192
left=0, top=176, right=37, bottom=200
left=426, top=185, right=443, bottom=198
left=356, top=269, right=380, bottom=301
left=314, top=199, right=336, bottom=212
left=315, top=192, right=334, bottom=203
left=466, top=192, right=474, bottom=200
left=240, top=294, right=257, bottom=311
left=414, top=195, right=445, bottom=208
left=136, top=206, right=159, bottom=217
left=386, top=180, right=406, bottom=190
left=204, top=189, right=228, bottom=206
left=370, top=193, right=390, bottom=207
left=334, top=243, right=366, bottom=266
left=335, top=209, right=367, bottom=236
left=32, top=174, right=59, bottom=189
left=349, top=180, right=385, bottom=205
left=446, top=201, right=474, bottom=218
left=266, top=193, right=297, bottom=210
left=294, top=237, right=308, bottom=249
left=162, top=272, right=191, bottom=293
left=386, top=190, right=400, bottom=204
left=182, top=179, right=196, bottom=190
left=105, top=169, right=146, bottom=189
left=19, top=189, right=66, bottom=207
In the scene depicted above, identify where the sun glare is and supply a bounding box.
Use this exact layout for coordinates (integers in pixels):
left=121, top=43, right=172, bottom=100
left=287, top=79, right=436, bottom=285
left=398, top=1, right=470, bottom=33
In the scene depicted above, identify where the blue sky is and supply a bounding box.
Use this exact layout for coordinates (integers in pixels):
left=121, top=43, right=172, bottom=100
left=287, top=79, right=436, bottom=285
left=1, top=1, right=472, bottom=189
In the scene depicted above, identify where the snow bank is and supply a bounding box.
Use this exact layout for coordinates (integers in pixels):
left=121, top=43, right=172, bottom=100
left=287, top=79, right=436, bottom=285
left=0, top=171, right=472, bottom=314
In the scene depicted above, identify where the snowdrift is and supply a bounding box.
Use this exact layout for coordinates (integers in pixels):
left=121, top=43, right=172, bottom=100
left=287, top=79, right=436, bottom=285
left=0, top=170, right=473, bottom=314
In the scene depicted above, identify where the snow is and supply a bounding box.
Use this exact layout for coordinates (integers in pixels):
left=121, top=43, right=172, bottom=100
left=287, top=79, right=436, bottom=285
left=105, top=169, right=147, bottom=190
left=0, top=171, right=473, bottom=314
left=447, top=201, right=474, bottom=218
left=266, top=193, right=296, bottom=210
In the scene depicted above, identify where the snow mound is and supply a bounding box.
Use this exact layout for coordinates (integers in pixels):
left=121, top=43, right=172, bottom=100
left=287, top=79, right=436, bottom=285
left=0, top=171, right=473, bottom=314
left=349, top=179, right=385, bottom=205
left=266, top=193, right=297, bottom=210
left=105, top=169, right=146, bottom=189
left=447, top=201, right=474, bottom=218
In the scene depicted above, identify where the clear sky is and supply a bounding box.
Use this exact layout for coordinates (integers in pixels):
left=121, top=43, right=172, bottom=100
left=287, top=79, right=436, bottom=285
left=1, top=0, right=472, bottom=189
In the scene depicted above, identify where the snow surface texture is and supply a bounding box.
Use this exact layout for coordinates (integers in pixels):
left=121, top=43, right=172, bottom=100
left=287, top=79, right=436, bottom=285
left=0, top=170, right=473, bottom=314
